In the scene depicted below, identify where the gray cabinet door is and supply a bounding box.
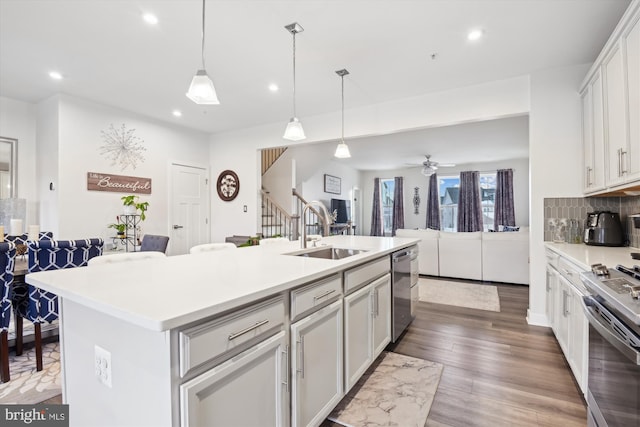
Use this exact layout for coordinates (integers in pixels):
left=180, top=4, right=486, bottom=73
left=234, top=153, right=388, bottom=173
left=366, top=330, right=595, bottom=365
left=179, top=331, right=288, bottom=427
left=291, top=300, right=344, bottom=427
left=344, top=283, right=373, bottom=392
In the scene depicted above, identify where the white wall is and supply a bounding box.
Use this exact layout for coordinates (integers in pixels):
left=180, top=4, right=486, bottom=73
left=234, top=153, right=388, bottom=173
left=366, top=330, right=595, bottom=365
left=34, top=95, right=210, bottom=246
left=0, top=96, right=39, bottom=226
left=36, top=96, right=60, bottom=234
left=360, top=157, right=530, bottom=235
left=210, top=76, right=530, bottom=242
left=528, top=64, right=588, bottom=326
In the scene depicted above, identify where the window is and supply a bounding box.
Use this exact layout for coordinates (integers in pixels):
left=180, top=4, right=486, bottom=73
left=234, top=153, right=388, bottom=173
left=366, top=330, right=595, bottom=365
left=439, top=172, right=496, bottom=232
left=380, top=178, right=394, bottom=235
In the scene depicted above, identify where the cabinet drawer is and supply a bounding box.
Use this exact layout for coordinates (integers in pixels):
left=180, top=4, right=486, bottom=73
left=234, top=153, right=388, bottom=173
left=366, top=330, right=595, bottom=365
left=291, top=273, right=342, bottom=322
left=344, top=257, right=390, bottom=294
left=558, top=257, right=586, bottom=293
left=179, top=295, right=285, bottom=377
left=545, top=249, right=559, bottom=269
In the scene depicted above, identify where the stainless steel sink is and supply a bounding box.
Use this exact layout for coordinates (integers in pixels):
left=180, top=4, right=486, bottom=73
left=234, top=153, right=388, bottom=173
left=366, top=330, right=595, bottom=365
left=288, top=247, right=367, bottom=260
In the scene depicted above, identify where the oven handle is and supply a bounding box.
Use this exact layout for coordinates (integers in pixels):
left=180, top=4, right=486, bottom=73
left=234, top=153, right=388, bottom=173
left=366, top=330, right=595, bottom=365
left=582, top=296, right=640, bottom=366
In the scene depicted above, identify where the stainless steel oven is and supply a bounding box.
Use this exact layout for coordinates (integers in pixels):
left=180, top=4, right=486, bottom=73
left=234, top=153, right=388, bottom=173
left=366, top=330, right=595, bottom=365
left=581, top=265, right=640, bottom=427
left=583, top=295, right=640, bottom=427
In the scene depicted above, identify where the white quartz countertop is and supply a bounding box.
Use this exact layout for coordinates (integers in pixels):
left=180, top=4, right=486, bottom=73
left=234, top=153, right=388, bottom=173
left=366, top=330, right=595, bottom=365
left=544, top=242, right=639, bottom=271
left=26, top=236, right=418, bottom=332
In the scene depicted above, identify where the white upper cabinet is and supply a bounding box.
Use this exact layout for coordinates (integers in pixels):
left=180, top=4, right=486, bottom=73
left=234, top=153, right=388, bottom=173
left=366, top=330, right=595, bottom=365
left=624, top=12, right=640, bottom=182
left=581, top=1, right=640, bottom=194
left=603, top=43, right=628, bottom=187
left=581, top=69, right=606, bottom=193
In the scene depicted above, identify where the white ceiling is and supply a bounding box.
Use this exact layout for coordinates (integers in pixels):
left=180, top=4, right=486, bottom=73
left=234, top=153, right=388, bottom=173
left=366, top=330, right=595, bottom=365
left=0, top=0, right=630, bottom=138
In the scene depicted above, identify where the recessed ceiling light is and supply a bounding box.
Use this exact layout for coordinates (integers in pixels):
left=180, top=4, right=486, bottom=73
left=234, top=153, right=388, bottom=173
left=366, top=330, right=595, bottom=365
left=172, top=110, right=182, bottom=117
left=268, top=83, right=279, bottom=92
left=143, top=13, right=158, bottom=25
left=467, top=29, right=484, bottom=41
left=49, top=71, right=63, bottom=80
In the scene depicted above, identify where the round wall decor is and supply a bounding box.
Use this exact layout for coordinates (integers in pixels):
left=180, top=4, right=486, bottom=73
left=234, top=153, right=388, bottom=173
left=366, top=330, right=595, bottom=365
left=216, top=170, right=240, bottom=201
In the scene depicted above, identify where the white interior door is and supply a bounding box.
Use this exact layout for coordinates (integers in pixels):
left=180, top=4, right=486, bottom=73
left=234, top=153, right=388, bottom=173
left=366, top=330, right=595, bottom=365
left=170, top=164, right=209, bottom=255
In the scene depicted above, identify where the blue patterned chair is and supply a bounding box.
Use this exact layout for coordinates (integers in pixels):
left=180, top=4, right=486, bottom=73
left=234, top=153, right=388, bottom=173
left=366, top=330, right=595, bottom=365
left=0, top=242, right=16, bottom=383
left=13, top=238, right=103, bottom=371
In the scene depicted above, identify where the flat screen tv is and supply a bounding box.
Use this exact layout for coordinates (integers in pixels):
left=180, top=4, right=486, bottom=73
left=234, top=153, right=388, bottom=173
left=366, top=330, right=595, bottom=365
left=330, top=198, right=350, bottom=224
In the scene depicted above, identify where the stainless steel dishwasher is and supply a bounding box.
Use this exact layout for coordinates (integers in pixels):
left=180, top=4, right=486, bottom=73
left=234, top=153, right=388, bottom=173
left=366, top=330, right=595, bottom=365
left=391, top=245, right=418, bottom=342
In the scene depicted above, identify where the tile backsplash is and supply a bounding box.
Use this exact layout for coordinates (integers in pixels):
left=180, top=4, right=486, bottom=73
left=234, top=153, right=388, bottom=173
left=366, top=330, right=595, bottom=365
left=543, top=195, right=640, bottom=248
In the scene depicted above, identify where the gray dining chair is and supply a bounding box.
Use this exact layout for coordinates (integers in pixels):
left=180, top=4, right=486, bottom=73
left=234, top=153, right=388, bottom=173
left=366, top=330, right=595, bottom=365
left=139, top=235, right=170, bottom=253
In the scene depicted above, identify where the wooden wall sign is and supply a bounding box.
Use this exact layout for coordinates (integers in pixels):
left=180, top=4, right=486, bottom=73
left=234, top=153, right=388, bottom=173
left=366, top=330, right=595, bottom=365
left=87, top=172, right=152, bottom=194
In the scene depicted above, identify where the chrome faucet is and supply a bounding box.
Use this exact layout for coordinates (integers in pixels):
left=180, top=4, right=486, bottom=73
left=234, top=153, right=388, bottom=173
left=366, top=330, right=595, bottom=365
left=301, top=201, right=332, bottom=248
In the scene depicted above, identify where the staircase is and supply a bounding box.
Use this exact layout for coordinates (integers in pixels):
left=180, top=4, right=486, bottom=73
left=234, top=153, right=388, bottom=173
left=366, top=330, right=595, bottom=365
left=260, top=188, right=331, bottom=240
left=261, top=147, right=287, bottom=175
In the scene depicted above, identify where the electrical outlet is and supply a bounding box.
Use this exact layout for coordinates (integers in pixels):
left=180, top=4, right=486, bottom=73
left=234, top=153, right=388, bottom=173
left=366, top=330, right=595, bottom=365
left=94, top=345, right=112, bottom=388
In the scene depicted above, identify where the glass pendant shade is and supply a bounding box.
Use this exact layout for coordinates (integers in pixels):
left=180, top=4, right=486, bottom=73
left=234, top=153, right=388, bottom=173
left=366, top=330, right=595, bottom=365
left=422, top=165, right=435, bottom=176
left=186, top=69, right=219, bottom=105
left=283, top=117, right=306, bottom=141
left=334, top=141, right=351, bottom=158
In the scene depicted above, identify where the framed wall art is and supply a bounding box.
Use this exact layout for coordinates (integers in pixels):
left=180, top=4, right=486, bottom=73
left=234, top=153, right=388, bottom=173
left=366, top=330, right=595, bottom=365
left=324, top=174, right=341, bottom=194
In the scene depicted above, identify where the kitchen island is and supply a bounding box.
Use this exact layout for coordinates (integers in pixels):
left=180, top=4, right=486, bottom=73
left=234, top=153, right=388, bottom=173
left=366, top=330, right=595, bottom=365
left=26, top=235, right=418, bottom=427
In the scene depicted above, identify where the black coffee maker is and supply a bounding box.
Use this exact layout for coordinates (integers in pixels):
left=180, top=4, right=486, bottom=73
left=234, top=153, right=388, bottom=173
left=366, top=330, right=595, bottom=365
left=584, top=211, right=624, bottom=246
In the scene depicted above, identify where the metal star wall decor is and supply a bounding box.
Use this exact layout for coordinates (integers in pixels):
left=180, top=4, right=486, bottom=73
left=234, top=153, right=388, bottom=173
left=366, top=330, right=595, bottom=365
left=99, top=123, right=147, bottom=171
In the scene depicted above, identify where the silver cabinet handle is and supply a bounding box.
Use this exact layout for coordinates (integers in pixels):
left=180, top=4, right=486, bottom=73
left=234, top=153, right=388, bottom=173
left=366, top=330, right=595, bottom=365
left=228, top=319, right=269, bottom=341
left=173, top=225, right=184, bottom=229
left=618, top=148, right=622, bottom=177
left=375, top=288, right=379, bottom=317
left=562, top=290, right=567, bottom=317
left=621, top=149, right=628, bottom=174
left=297, top=336, right=305, bottom=379
left=562, top=268, right=574, bottom=277
left=282, top=345, right=289, bottom=392
left=371, top=291, right=376, bottom=318
left=313, top=289, right=336, bottom=301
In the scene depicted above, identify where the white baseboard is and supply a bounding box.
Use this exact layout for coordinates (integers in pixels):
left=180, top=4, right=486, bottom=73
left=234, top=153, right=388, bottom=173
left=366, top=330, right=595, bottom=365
left=526, top=309, right=550, bottom=327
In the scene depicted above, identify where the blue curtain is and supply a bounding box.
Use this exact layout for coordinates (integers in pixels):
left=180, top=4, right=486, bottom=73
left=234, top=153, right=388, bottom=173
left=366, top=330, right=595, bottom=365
left=392, top=177, right=404, bottom=236
left=370, top=178, right=383, bottom=236
left=426, top=173, right=440, bottom=230
left=494, top=168, right=515, bottom=230
left=457, top=171, right=483, bottom=232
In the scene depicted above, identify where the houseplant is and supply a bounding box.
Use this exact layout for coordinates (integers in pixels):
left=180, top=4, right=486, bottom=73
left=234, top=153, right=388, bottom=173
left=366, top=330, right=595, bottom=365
left=108, top=221, right=127, bottom=238
left=121, top=195, right=150, bottom=220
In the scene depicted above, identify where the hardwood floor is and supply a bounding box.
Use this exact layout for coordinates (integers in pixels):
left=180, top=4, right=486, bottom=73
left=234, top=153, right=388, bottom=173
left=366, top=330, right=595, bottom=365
left=386, top=279, right=587, bottom=427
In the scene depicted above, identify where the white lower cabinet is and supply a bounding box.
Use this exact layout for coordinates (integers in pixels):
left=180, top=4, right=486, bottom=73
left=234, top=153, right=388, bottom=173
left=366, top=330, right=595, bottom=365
left=291, top=299, right=344, bottom=427
left=179, top=331, right=289, bottom=427
left=545, top=266, right=558, bottom=330
left=344, top=274, right=392, bottom=392
left=545, top=251, right=589, bottom=395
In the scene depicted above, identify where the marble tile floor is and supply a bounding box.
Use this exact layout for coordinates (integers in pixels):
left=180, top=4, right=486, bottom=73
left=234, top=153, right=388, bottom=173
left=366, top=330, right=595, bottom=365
left=0, top=342, right=62, bottom=404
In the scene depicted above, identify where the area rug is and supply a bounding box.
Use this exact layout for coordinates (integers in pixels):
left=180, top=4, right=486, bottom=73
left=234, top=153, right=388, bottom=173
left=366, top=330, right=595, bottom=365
left=328, top=352, right=443, bottom=427
left=0, top=342, right=61, bottom=404
left=418, top=278, right=501, bottom=312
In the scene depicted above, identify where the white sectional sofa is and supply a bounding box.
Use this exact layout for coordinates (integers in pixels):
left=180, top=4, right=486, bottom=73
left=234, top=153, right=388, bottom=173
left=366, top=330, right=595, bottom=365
left=395, top=228, right=529, bottom=285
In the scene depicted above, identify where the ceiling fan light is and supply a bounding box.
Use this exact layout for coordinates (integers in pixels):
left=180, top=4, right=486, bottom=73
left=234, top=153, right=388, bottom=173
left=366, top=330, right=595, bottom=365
left=186, top=70, right=220, bottom=104
left=334, top=141, right=351, bottom=158
left=422, top=165, right=435, bottom=176
left=283, top=117, right=306, bottom=141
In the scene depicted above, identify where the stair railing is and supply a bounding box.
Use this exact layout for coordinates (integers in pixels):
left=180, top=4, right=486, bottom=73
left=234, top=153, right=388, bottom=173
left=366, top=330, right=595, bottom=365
left=292, top=188, right=331, bottom=237
left=261, top=189, right=299, bottom=241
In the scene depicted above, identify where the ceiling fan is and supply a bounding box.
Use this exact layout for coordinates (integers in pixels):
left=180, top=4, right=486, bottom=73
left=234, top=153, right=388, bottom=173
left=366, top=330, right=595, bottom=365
left=416, top=155, right=456, bottom=176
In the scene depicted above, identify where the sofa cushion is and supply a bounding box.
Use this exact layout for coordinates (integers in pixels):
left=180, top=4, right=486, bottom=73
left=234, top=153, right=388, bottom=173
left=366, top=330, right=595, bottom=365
left=439, top=231, right=482, bottom=240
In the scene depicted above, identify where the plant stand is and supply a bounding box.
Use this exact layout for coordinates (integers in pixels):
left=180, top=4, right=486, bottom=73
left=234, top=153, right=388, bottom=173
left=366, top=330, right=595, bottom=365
left=119, top=214, right=141, bottom=252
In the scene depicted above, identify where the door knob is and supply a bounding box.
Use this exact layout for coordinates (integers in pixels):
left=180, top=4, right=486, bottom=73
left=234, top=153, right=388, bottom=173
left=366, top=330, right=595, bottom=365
left=173, top=225, right=184, bottom=229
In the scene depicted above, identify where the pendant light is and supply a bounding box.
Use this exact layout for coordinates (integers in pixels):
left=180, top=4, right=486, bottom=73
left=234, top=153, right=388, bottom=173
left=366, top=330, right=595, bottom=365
left=283, top=22, right=305, bottom=141
left=334, top=69, right=351, bottom=158
left=186, top=0, right=219, bottom=105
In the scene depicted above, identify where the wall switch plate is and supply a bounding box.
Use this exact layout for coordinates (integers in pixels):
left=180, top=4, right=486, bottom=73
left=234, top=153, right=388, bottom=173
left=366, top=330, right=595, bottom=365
left=94, top=345, right=112, bottom=388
